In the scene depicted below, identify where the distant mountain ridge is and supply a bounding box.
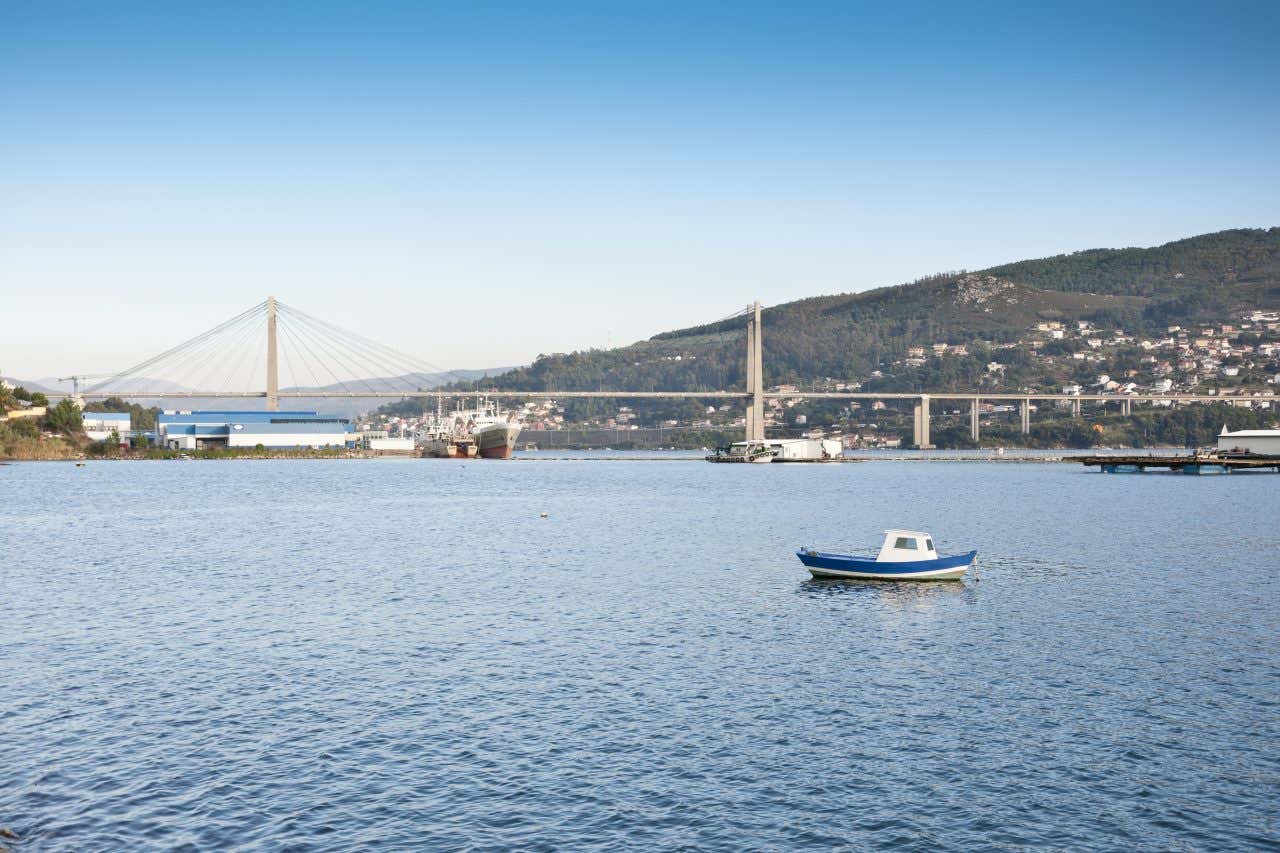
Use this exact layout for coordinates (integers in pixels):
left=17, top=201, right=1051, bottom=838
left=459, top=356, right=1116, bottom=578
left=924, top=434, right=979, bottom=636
left=7, top=368, right=517, bottom=420
left=471, top=227, right=1280, bottom=393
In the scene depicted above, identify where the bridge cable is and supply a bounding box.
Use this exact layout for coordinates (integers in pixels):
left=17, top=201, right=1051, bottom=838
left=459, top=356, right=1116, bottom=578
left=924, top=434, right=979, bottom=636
left=278, top=303, right=426, bottom=393
left=151, top=305, right=265, bottom=394
left=276, top=313, right=348, bottom=395
left=278, top=301, right=473, bottom=387
left=189, top=308, right=266, bottom=393
left=278, top=309, right=384, bottom=396
left=216, top=320, right=266, bottom=395
left=102, top=307, right=257, bottom=395
left=277, top=303, right=427, bottom=388
left=86, top=300, right=267, bottom=394
left=274, top=310, right=355, bottom=395
left=275, top=322, right=300, bottom=396
left=276, top=320, right=326, bottom=395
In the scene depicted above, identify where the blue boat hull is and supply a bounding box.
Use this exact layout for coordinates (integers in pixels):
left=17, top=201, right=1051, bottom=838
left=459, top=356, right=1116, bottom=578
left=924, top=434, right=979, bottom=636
left=797, top=549, right=977, bottom=581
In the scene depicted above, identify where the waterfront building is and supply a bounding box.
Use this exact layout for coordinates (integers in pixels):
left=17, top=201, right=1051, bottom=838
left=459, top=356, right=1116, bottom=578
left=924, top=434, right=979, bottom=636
left=5, top=405, right=46, bottom=421
left=368, top=437, right=414, bottom=454
left=82, top=412, right=131, bottom=442
left=156, top=410, right=355, bottom=450
left=1217, top=426, right=1280, bottom=456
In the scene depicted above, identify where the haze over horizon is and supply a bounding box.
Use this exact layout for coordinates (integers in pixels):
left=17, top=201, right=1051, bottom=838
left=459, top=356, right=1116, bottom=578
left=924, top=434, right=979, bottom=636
left=4, top=1, right=1279, bottom=380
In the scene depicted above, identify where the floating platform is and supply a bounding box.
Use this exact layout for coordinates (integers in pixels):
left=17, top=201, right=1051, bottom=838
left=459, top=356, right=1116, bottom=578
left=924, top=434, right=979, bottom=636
left=1078, top=454, right=1280, bottom=473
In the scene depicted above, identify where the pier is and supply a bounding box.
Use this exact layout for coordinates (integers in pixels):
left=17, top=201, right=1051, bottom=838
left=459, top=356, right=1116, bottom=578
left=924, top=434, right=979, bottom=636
left=1075, top=454, right=1280, bottom=473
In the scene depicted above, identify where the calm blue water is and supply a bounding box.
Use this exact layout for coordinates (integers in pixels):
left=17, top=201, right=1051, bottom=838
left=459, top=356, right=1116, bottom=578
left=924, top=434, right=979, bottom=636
left=2, top=459, right=1277, bottom=850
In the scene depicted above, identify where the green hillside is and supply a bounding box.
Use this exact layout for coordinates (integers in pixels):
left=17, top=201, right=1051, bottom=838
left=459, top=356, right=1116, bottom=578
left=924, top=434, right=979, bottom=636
left=473, top=227, right=1280, bottom=394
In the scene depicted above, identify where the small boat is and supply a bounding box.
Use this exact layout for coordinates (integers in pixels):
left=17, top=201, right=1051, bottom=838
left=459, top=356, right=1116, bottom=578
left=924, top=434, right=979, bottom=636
left=797, top=530, right=976, bottom=581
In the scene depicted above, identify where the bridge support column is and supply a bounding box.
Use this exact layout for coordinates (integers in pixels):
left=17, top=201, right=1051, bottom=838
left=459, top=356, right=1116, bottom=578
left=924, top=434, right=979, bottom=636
left=970, top=397, right=980, bottom=443
left=1072, top=398, right=1081, bottom=419
left=751, top=301, right=764, bottom=440
left=266, top=295, right=279, bottom=411
left=1020, top=398, right=1031, bottom=435
left=744, top=317, right=755, bottom=439
left=744, top=301, right=765, bottom=441
left=913, top=395, right=934, bottom=449
left=1121, top=398, right=1131, bottom=416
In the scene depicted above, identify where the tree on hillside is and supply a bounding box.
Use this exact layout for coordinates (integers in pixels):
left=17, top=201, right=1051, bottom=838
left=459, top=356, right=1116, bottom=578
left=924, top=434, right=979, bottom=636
left=44, top=399, right=83, bottom=435
left=12, top=386, right=50, bottom=407
left=84, top=397, right=161, bottom=430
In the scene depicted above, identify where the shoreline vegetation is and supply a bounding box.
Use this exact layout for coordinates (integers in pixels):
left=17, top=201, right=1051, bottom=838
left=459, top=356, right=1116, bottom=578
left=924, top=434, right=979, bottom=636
left=2, top=405, right=1274, bottom=462
left=0, top=444, right=1249, bottom=463
left=5, top=385, right=1275, bottom=462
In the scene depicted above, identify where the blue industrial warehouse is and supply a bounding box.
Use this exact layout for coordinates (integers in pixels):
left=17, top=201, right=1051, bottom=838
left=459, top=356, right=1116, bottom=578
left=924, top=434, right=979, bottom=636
left=156, top=411, right=356, bottom=450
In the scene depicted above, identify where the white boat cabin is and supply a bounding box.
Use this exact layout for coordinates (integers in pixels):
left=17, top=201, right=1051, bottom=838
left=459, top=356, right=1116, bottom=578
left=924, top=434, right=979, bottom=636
left=875, top=530, right=937, bottom=563
left=725, top=437, right=842, bottom=461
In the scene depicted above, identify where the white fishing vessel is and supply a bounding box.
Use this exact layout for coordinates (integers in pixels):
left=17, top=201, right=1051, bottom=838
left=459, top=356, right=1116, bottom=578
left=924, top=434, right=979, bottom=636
left=420, top=398, right=522, bottom=459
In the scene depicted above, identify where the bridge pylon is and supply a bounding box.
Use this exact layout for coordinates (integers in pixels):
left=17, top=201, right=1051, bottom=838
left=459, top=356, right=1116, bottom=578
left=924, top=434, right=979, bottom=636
left=266, top=295, right=279, bottom=411
left=745, top=301, right=764, bottom=441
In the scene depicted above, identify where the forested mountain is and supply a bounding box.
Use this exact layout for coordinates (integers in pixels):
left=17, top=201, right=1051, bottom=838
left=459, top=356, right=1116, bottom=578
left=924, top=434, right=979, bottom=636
left=459, top=227, right=1280, bottom=395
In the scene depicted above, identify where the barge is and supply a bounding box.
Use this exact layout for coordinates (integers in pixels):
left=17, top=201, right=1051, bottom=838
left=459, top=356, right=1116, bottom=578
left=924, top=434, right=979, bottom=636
left=1076, top=452, right=1280, bottom=473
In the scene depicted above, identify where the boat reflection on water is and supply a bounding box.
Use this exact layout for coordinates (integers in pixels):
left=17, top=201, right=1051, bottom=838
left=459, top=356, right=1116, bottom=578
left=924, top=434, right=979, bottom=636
left=796, top=575, right=970, bottom=608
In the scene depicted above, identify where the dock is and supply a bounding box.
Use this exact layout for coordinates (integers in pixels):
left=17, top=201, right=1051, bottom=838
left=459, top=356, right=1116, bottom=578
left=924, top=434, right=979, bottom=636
left=1075, top=453, right=1280, bottom=473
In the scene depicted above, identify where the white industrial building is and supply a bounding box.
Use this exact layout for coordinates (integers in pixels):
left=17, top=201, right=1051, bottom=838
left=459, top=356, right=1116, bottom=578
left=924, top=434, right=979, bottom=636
left=368, top=437, right=415, bottom=454
left=155, top=410, right=355, bottom=450
left=82, top=412, right=131, bottom=442
left=1217, top=427, right=1280, bottom=456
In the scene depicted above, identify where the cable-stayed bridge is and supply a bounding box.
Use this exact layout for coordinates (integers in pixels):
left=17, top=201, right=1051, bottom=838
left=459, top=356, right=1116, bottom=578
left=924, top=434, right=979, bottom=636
left=59, top=297, right=1251, bottom=447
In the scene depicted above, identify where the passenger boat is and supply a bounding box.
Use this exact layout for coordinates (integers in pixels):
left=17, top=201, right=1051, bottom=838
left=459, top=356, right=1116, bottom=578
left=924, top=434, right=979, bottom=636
left=797, top=530, right=976, bottom=581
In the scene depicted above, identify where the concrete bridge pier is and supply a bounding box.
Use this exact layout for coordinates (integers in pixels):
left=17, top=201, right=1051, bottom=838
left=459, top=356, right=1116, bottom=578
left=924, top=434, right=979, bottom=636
left=913, top=395, right=935, bottom=449
left=1072, top=398, right=1081, bottom=419
left=744, top=301, right=764, bottom=441
left=970, top=397, right=980, bottom=443
left=1121, top=398, right=1132, bottom=416
left=1020, top=398, right=1031, bottom=434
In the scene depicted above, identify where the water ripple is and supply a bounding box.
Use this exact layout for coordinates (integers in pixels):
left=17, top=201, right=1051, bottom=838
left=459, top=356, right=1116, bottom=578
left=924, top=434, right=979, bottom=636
left=1, top=459, right=1277, bottom=849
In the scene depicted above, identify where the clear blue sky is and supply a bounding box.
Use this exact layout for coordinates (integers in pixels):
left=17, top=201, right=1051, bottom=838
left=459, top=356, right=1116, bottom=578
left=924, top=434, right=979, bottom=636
left=3, top=1, right=1278, bottom=380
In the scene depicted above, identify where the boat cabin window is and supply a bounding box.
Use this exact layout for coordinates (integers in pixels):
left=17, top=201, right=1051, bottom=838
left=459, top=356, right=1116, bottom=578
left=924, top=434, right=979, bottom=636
left=925, top=539, right=934, bottom=552
left=894, top=537, right=918, bottom=550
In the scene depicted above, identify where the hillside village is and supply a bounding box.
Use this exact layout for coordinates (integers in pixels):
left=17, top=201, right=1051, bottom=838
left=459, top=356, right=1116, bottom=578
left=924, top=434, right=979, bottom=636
left=12, top=228, right=1280, bottom=453
left=369, top=229, right=1280, bottom=448
left=361, top=306, right=1280, bottom=450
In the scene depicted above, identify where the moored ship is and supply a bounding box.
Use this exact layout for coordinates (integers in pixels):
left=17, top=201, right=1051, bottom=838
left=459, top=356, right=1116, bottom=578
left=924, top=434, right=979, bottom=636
left=421, top=431, right=477, bottom=458
left=474, top=419, right=522, bottom=458
left=419, top=398, right=522, bottom=459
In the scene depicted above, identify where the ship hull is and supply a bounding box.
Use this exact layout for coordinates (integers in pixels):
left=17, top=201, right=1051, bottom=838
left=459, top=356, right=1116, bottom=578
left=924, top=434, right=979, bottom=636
left=422, top=438, right=477, bottom=459
left=797, top=549, right=976, bottom=581
left=475, top=422, right=521, bottom=459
